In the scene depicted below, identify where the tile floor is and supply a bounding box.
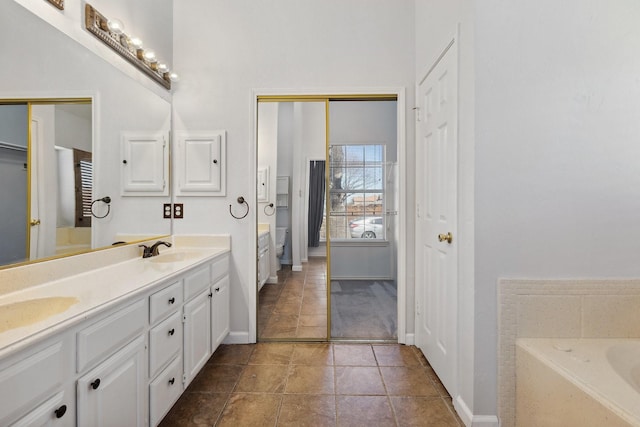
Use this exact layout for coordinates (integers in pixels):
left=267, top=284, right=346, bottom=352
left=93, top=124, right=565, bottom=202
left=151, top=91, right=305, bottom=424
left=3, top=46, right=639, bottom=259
left=258, top=258, right=328, bottom=339
left=159, top=343, right=464, bottom=426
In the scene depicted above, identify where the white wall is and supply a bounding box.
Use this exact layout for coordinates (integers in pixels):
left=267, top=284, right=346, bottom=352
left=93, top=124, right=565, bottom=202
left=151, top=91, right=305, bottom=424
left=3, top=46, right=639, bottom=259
left=0, top=105, right=28, bottom=146
left=55, top=105, right=92, bottom=152
left=173, top=0, right=415, bottom=341
left=257, top=102, right=279, bottom=277
left=276, top=103, right=294, bottom=264
left=473, top=0, right=640, bottom=422
left=0, top=105, right=28, bottom=264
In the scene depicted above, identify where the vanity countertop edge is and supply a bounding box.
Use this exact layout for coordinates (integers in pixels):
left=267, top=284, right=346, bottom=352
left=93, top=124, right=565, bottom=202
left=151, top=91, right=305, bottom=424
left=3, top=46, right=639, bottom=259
left=0, top=235, right=230, bottom=359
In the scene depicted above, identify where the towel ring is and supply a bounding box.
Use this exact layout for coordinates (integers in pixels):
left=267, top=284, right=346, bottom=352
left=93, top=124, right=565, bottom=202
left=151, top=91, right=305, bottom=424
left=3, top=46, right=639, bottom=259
left=229, top=196, right=249, bottom=219
left=263, top=203, right=275, bottom=216
left=91, top=196, right=111, bottom=219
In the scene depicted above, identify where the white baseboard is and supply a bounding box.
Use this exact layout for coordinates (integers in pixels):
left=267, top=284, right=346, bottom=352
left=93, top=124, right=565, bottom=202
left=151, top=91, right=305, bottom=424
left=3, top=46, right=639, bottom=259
left=267, top=276, right=278, bottom=284
left=292, top=264, right=303, bottom=272
left=222, top=331, right=250, bottom=344
left=454, top=395, right=499, bottom=427
left=404, top=333, right=415, bottom=345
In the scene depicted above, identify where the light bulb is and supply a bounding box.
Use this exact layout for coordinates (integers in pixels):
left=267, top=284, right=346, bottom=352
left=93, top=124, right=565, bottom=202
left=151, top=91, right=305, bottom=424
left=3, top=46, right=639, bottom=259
left=107, top=19, right=124, bottom=35
left=157, top=63, right=169, bottom=73
left=169, top=72, right=180, bottom=82
left=129, top=37, right=143, bottom=49
left=143, top=50, right=156, bottom=62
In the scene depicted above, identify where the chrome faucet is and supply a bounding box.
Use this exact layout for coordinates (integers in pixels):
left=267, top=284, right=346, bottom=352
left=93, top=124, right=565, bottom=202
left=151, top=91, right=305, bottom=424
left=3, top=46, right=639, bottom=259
left=139, top=241, right=172, bottom=258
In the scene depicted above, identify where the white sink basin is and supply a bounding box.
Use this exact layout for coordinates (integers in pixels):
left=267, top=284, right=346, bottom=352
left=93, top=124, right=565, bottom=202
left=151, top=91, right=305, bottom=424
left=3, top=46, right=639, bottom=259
left=148, top=251, right=200, bottom=263
left=0, top=297, right=79, bottom=333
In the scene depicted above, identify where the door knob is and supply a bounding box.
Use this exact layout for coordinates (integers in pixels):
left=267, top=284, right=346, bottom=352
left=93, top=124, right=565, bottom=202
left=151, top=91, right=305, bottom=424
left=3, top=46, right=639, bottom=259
left=30, top=219, right=41, bottom=226
left=438, top=232, right=453, bottom=244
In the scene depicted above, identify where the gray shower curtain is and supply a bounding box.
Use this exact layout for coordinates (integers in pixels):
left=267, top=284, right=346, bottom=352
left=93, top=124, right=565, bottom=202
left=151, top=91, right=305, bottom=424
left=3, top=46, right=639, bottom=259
left=308, top=160, right=325, bottom=247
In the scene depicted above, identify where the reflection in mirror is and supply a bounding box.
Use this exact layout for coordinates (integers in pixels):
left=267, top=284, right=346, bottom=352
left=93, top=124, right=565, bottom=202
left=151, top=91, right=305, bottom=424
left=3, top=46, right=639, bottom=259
left=256, top=100, right=328, bottom=341
left=0, top=1, right=172, bottom=269
left=0, top=100, right=93, bottom=266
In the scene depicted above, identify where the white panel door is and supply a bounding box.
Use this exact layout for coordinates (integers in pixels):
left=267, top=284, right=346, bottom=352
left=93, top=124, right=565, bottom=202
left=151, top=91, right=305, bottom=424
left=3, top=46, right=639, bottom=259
left=29, top=115, right=42, bottom=259
left=415, top=39, right=458, bottom=395
left=121, top=133, right=168, bottom=195
left=176, top=131, right=226, bottom=196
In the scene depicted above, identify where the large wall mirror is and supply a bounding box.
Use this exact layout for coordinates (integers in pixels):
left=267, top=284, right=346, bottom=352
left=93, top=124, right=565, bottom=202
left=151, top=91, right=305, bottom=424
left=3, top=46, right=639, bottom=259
left=0, top=1, right=172, bottom=269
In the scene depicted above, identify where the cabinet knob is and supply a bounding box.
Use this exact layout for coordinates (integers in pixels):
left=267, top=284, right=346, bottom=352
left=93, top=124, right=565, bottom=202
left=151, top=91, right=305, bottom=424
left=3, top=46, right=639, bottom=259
left=215, top=287, right=220, bottom=292
left=54, top=404, right=67, bottom=418
left=208, top=292, right=213, bottom=298
left=122, top=159, right=127, bottom=164
left=91, top=379, right=101, bottom=390
left=168, top=377, right=175, bottom=385
left=213, top=159, right=218, bottom=164
left=168, top=297, right=175, bottom=304
left=168, top=328, right=175, bottom=336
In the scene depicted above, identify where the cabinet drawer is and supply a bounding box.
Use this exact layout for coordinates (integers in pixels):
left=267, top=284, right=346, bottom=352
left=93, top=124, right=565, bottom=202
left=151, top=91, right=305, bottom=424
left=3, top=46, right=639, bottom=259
left=150, top=281, right=183, bottom=324
left=0, top=342, right=65, bottom=425
left=77, top=299, right=147, bottom=372
left=211, top=254, right=229, bottom=284
left=149, top=356, right=183, bottom=427
left=11, top=390, right=71, bottom=427
left=149, top=311, right=182, bottom=378
left=183, top=264, right=211, bottom=301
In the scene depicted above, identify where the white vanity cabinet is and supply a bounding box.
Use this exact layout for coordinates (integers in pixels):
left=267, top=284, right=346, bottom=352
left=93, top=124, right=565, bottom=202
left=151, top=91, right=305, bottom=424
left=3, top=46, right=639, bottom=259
left=0, top=250, right=231, bottom=427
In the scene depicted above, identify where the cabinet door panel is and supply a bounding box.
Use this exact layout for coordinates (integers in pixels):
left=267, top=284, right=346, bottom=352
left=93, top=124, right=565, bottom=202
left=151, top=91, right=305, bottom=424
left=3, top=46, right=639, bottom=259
left=121, top=133, right=168, bottom=195
left=77, top=336, right=146, bottom=427
left=183, top=290, right=211, bottom=386
left=176, top=131, right=226, bottom=196
left=211, top=276, right=230, bottom=350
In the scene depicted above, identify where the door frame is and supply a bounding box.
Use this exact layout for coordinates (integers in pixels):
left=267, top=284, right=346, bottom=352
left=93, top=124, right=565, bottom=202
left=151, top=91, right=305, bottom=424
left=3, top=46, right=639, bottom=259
left=250, top=88, right=407, bottom=344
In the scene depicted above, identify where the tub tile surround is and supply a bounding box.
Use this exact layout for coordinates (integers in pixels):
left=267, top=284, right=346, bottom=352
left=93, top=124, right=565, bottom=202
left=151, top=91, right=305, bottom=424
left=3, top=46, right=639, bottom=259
left=498, top=279, right=640, bottom=426
left=0, top=234, right=230, bottom=357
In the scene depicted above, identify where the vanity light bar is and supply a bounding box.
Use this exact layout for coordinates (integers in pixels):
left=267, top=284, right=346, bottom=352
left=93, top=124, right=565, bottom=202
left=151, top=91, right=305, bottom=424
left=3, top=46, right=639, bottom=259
left=84, top=4, right=171, bottom=90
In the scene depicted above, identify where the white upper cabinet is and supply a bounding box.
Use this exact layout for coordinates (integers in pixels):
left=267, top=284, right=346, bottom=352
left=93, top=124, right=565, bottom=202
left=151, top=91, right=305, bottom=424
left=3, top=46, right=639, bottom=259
left=175, top=131, right=226, bottom=196
left=121, top=132, right=168, bottom=196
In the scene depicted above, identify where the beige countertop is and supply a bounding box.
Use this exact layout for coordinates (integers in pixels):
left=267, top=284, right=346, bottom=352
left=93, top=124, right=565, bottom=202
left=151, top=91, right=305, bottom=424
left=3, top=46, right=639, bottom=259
left=0, top=236, right=230, bottom=358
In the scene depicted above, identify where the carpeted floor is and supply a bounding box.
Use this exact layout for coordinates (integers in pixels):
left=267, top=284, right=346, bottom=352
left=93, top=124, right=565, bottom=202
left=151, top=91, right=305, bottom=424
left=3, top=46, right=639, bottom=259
left=330, top=280, right=397, bottom=340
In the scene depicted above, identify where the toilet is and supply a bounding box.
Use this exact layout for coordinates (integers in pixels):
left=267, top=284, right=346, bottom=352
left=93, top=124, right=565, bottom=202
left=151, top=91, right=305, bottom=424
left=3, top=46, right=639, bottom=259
left=275, top=227, right=288, bottom=270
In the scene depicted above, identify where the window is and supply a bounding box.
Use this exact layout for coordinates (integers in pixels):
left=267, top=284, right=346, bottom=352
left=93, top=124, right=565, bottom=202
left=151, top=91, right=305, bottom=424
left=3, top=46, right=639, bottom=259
left=73, top=149, right=92, bottom=227
left=328, top=144, right=385, bottom=240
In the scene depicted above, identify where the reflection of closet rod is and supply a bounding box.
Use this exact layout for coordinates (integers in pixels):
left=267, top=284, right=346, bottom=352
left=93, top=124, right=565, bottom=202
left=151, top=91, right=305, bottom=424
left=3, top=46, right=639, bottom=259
left=0, top=141, right=27, bottom=152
